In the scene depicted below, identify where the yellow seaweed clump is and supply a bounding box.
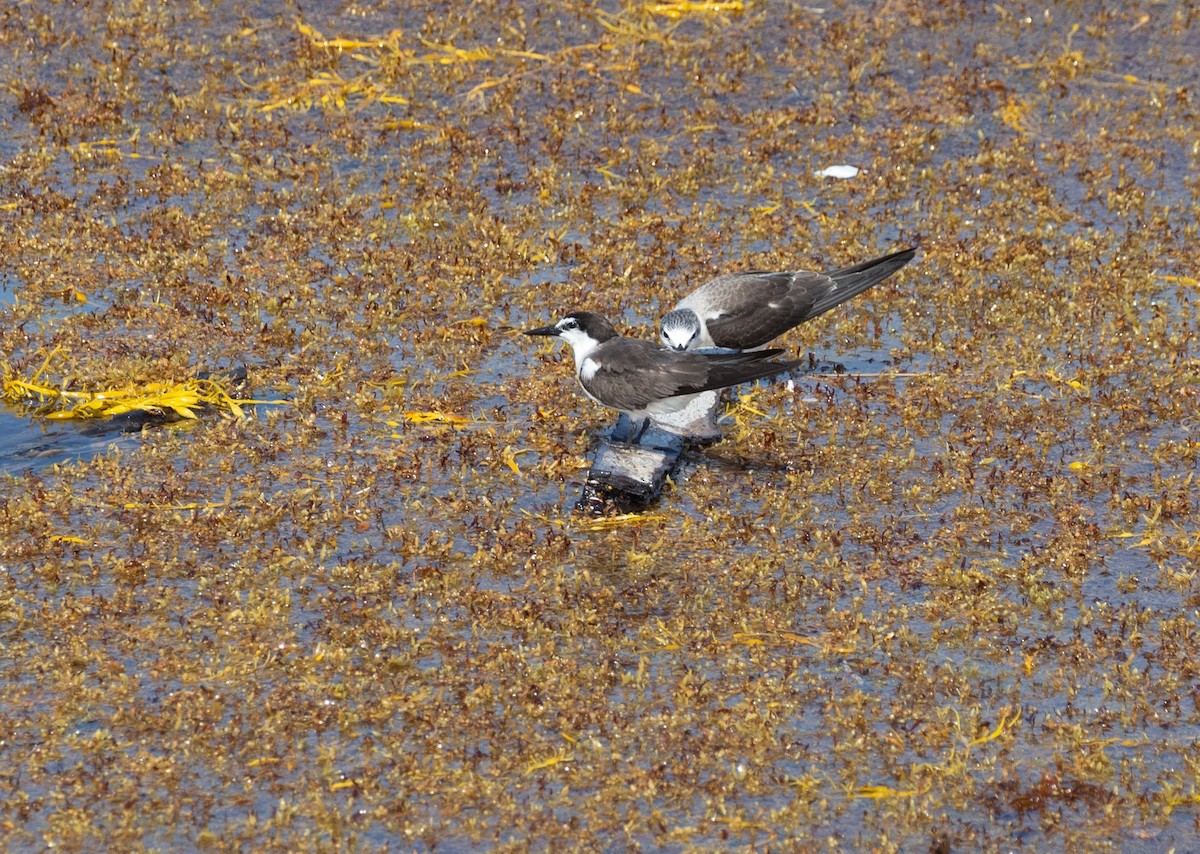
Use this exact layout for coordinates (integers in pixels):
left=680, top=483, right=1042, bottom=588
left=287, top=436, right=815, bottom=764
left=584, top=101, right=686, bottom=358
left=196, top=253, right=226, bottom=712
left=2, top=348, right=285, bottom=424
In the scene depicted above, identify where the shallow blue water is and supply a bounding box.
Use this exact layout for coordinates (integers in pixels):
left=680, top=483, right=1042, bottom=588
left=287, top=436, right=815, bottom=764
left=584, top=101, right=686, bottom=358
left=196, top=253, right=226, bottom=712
left=0, top=406, right=138, bottom=475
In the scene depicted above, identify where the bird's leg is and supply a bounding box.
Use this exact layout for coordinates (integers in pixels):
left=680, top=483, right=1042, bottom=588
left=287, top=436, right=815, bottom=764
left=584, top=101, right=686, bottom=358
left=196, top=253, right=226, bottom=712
left=610, top=416, right=650, bottom=446
left=629, top=418, right=650, bottom=445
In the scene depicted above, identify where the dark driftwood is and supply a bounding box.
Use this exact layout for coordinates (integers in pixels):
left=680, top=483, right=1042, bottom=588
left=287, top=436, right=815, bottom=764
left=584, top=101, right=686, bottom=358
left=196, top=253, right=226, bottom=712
left=577, top=391, right=721, bottom=511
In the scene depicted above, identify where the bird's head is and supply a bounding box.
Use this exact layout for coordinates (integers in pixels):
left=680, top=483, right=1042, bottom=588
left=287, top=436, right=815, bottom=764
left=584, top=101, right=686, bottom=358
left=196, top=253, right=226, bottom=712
left=525, top=311, right=618, bottom=355
left=659, top=308, right=701, bottom=351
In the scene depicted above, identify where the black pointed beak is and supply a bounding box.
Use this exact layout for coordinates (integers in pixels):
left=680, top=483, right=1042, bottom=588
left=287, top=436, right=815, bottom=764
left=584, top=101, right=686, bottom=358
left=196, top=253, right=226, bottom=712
left=524, top=324, right=560, bottom=337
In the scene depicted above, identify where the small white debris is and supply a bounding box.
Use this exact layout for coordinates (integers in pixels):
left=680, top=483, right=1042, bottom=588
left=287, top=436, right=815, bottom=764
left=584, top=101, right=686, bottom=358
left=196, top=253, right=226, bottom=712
left=816, top=164, right=859, bottom=179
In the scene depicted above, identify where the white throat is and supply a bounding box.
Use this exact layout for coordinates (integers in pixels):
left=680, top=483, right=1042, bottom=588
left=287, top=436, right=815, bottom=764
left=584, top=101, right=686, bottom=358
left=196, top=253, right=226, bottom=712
left=558, top=328, right=603, bottom=375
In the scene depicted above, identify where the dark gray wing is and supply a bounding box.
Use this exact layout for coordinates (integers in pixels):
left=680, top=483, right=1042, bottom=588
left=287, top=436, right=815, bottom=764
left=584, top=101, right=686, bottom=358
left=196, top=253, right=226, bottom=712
left=679, top=271, right=835, bottom=350
left=813, top=246, right=916, bottom=316
left=584, top=339, right=796, bottom=411
left=696, top=352, right=801, bottom=394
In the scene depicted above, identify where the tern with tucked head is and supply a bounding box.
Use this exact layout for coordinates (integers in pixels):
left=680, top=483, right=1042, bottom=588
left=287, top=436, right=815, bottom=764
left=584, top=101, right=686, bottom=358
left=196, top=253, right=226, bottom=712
left=660, top=246, right=917, bottom=352
left=525, top=311, right=800, bottom=444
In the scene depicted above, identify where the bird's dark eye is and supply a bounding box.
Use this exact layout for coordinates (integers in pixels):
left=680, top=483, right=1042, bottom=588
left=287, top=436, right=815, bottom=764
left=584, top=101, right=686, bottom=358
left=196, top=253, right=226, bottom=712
left=561, top=318, right=577, bottom=330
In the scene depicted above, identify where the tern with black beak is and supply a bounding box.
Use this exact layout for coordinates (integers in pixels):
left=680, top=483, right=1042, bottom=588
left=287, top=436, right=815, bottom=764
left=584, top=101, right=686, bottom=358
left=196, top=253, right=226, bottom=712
left=525, top=311, right=800, bottom=444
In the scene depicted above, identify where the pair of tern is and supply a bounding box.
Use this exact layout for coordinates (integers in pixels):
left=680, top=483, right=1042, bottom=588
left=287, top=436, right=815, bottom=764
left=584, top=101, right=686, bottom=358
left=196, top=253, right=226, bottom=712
left=525, top=247, right=917, bottom=444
